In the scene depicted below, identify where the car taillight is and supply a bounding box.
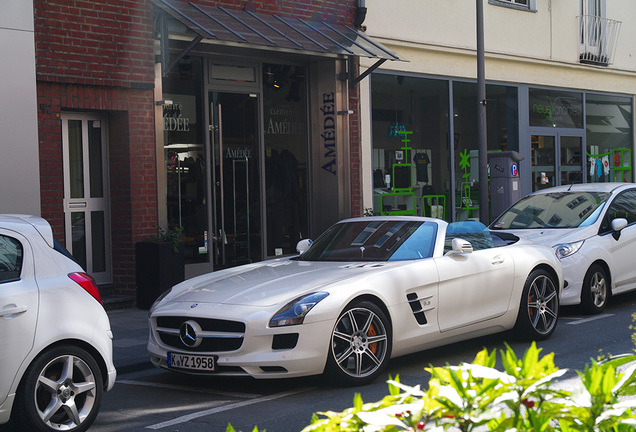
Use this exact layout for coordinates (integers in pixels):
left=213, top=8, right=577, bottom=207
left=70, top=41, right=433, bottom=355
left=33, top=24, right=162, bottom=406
left=68, top=272, right=103, bottom=305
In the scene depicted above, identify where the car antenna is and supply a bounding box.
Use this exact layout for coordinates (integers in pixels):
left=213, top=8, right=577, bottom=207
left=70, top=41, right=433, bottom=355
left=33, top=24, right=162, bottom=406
left=567, top=171, right=582, bottom=191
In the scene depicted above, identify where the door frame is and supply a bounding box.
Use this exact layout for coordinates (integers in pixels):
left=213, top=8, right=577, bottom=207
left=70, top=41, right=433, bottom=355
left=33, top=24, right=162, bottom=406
left=61, top=113, right=112, bottom=285
left=529, top=127, right=586, bottom=190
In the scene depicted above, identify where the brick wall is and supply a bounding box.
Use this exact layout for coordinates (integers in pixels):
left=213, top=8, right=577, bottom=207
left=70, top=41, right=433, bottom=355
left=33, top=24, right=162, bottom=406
left=33, top=0, right=362, bottom=296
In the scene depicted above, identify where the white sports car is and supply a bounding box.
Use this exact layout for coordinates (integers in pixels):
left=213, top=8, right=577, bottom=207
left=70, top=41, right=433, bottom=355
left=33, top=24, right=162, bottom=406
left=148, top=217, right=562, bottom=385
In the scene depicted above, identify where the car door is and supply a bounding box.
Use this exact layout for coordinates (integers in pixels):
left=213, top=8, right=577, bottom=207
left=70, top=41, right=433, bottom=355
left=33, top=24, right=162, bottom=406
left=435, top=235, right=515, bottom=333
left=598, top=189, right=636, bottom=294
left=0, top=230, right=38, bottom=405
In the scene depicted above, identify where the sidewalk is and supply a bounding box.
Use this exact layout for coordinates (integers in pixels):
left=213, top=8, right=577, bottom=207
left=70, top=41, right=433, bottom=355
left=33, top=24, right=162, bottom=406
left=107, top=307, right=154, bottom=374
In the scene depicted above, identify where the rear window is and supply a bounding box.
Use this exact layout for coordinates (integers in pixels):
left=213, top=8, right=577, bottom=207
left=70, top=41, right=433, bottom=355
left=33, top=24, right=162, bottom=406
left=0, top=235, right=23, bottom=282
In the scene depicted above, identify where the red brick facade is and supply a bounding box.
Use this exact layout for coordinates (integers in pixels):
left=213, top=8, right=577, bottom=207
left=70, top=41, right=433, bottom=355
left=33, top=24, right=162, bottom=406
left=33, top=0, right=362, bottom=297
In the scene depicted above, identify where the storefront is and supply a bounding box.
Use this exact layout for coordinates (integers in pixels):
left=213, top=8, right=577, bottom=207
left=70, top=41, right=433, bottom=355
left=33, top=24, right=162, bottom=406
left=152, top=0, right=400, bottom=276
left=369, top=72, right=633, bottom=222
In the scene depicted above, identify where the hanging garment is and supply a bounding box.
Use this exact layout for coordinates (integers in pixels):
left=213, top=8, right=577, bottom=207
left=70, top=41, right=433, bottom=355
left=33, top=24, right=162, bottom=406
left=596, top=159, right=603, bottom=178
left=589, top=156, right=596, bottom=176
left=602, top=156, right=610, bottom=175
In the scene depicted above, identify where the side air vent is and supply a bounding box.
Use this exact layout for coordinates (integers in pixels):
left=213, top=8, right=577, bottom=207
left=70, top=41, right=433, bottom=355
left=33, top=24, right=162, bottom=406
left=406, top=292, right=431, bottom=325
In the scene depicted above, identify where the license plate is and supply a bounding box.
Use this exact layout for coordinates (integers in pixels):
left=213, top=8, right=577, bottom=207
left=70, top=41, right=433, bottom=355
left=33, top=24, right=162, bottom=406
left=167, top=352, right=216, bottom=371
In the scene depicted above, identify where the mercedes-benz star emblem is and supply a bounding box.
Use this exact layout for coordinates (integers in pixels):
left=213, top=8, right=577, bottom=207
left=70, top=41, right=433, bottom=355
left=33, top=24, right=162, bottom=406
left=179, top=320, right=203, bottom=348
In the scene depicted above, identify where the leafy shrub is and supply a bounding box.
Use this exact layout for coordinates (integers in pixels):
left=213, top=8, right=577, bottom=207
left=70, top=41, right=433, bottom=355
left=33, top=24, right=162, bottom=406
left=227, top=314, right=636, bottom=432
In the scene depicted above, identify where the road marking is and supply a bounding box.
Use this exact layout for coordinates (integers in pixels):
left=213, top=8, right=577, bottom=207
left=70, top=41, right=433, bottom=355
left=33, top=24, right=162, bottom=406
left=145, top=388, right=313, bottom=429
left=117, top=379, right=259, bottom=399
left=566, top=313, right=614, bottom=325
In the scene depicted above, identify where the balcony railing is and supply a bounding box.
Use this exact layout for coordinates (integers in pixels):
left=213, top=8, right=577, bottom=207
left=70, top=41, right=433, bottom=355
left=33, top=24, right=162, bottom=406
left=578, top=15, right=621, bottom=67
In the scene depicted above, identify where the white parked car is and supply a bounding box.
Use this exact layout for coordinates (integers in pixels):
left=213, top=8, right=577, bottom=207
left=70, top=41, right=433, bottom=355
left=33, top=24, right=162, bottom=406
left=148, top=217, right=562, bottom=385
left=490, top=182, right=636, bottom=314
left=0, top=215, right=116, bottom=432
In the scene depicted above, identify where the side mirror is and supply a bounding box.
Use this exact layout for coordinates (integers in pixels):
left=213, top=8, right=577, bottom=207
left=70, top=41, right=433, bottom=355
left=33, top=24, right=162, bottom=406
left=611, top=217, right=628, bottom=241
left=612, top=217, right=628, bottom=232
left=445, top=237, right=473, bottom=256
left=296, top=239, right=313, bottom=254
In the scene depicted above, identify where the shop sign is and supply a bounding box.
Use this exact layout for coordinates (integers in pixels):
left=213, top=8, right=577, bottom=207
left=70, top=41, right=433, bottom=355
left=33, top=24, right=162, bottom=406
left=163, top=94, right=196, bottom=132
left=320, top=92, right=336, bottom=175
left=265, top=107, right=305, bottom=135
left=529, top=89, right=583, bottom=128
left=226, top=147, right=253, bottom=159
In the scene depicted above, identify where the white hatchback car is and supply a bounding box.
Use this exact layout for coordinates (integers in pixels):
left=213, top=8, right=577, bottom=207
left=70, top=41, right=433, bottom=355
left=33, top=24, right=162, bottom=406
left=490, top=183, right=636, bottom=314
left=0, top=215, right=116, bottom=432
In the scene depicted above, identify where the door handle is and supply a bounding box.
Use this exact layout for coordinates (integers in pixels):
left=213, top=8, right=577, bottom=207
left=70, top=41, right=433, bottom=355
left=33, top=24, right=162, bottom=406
left=491, top=255, right=505, bottom=265
left=0, top=304, right=28, bottom=318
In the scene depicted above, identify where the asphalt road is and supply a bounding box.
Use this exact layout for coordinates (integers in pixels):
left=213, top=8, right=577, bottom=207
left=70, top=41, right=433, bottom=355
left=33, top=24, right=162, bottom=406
left=4, top=291, right=636, bottom=432
left=92, top=291, right=636, bottom=432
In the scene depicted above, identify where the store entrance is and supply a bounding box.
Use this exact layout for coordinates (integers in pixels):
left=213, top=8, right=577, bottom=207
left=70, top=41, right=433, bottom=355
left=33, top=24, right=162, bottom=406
left=530, top=131, right=585, bottom=191
left=209, top=92, right=262, bottom=269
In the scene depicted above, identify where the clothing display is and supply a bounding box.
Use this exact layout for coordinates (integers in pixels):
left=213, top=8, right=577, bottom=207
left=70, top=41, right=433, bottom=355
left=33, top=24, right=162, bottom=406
left=413, top=151, right=430, bottom=183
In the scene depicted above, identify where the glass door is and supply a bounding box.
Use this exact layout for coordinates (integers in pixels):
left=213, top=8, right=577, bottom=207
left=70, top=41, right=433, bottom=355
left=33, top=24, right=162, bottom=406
left=61, top=114, right=111, bottom=284
left=531, top=133, right=584, bottom=192
left=210, top=92, right=262, bottom=269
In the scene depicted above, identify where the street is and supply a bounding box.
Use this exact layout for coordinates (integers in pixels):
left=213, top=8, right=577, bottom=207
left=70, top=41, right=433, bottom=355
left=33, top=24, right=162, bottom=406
left=87, top=291, right=636, bottom=432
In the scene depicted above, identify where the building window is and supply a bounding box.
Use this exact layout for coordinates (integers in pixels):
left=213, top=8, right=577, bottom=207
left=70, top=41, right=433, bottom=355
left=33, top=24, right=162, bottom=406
left=586, top=93, right=633, bottom=183
left=489, top=0, right=536, bottom=11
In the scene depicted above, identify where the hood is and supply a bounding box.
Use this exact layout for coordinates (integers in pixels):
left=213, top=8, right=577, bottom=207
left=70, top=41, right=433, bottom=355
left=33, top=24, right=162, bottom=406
left=162, top=258, right=390, bottom=307
left=496, top=224, right=598, bottom=247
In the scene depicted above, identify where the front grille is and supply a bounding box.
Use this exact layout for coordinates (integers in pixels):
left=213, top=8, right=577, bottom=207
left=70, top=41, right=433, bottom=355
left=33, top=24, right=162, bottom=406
left=155, top=316, right=245, bottom=353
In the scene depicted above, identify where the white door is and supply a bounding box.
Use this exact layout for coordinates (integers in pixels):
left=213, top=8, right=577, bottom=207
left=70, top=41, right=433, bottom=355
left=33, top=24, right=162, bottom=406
left=61, top=114, right=112, bottom=285
left=0, top=230, right=39, bottom=405
left=599, top=189, right=636, bottom=294
left=435, top=247, right=515, bottom=332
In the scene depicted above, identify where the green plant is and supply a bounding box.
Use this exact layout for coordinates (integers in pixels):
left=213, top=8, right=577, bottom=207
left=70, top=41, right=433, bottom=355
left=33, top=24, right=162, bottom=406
left=149, top=225, right=183, bottom=253
left=228, top=317, right=636, bottom=432
left=300, top=342, right=636, bottom=432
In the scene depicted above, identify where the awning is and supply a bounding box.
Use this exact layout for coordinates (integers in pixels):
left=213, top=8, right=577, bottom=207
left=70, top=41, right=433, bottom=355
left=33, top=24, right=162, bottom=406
left=151, top=0, right=403, bottom=86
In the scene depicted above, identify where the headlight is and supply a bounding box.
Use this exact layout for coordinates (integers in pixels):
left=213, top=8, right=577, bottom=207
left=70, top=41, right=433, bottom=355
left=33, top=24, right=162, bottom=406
left=553, top=240, right=584, bottom=260
left=149, top=288, right=172, bottom=315
left=269, top=292, right=329, bottom=327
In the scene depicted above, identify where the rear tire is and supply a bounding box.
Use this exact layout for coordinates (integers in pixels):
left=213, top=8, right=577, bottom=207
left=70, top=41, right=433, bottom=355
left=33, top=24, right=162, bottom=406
left=515, top=268, right=559, bottom=340
left=325, top=301, right=392, bottom=386
left=15, top=345, right=103, bottom=432
left=580, top=264, right=609, bottom=314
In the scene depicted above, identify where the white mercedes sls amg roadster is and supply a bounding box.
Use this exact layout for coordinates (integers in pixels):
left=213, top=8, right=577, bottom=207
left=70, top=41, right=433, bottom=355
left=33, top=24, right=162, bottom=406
left=148, top=217, right=562, bottom=385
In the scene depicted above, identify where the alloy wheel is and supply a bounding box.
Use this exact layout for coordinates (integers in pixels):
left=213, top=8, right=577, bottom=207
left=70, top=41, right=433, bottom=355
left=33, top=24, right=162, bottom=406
left=527, top=273, right=559, bottom=335
left=331, top=306, right=389, bottom=379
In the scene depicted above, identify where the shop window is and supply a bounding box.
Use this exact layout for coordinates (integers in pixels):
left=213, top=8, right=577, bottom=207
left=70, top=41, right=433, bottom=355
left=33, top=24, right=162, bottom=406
left=370, top=75, right=450, bottom=221
left=586, top=93, right=633, bottom=183
left=162, top=56, right=207, bottom=265
left=263, top=63, right=309, bottom=257
left=453, top=82, right=519, bottom=221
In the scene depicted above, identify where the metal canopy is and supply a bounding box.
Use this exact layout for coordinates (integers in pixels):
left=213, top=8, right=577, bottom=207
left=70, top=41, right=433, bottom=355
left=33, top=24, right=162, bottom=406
left=151, top=0, right=403, bottom=86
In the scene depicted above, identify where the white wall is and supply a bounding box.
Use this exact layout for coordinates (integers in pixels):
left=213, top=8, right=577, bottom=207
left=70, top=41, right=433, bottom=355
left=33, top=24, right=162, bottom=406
left=0, top=1, right=41, bottom=216
left=361, top=0, right=636, bottom=93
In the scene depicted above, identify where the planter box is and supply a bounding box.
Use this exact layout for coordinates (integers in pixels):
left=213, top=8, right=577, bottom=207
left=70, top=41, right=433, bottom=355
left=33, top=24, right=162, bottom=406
left=135, top=241, right=185, bottom=310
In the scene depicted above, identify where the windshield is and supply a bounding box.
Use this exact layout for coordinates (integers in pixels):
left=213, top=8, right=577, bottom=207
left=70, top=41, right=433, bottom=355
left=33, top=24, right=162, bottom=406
left=491, top=191, right=610, bottom=229
left=299, top=220, right=437, bottom=262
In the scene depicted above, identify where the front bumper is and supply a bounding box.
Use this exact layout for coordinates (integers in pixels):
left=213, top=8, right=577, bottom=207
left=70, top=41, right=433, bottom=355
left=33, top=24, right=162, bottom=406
left=147, top=303, right=335, bottom=379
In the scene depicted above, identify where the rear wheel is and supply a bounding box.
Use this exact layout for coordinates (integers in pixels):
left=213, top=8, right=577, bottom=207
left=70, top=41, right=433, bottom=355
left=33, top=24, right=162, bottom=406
left=15, top=345, right=103, bottom=432
left=515, top=269, right=559, bottom=340
left=326, top=301, right=392, bottom=386
left=581, top=264, right=609, bottom=314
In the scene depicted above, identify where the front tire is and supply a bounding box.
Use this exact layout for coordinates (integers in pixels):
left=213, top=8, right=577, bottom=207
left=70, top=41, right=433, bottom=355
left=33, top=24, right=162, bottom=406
left=15, top=345, right=103, bottom=432
left=515, top=268, right=559, bottom=340
left=326, top=301, right=392, bottom=386
left=581, top=264, right=609, bottom=314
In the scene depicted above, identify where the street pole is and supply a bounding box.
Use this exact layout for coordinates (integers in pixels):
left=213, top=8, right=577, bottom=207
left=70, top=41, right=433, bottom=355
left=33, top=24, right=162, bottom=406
left=477, top=0, right=489, bottom=223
